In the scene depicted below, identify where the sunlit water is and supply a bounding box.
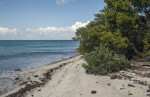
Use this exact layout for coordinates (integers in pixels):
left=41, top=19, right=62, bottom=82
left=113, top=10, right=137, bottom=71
left=0, top=40, right=79, bottom=92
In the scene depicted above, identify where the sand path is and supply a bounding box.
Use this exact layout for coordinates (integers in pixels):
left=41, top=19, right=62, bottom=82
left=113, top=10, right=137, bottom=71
left=24, top=55, right=149, bottom=97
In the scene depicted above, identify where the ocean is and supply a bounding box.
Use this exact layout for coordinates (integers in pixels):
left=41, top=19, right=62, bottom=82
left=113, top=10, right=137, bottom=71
left=0, top=40, right=79, bottom=92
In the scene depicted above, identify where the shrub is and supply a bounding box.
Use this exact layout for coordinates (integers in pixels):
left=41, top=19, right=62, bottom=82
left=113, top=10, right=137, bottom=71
left=82, top=45, right=130, bottom=75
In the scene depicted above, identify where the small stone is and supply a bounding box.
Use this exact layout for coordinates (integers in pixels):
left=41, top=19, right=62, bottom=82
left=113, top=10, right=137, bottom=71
left=91, top=90, right=97, bottom=94
left=96, top=82, right=98, bottom=83
left=128, top=93, right=133, bottom=95
left=15, top=77, right=19, bottom=80
left=147, top=94, right=150, bottom=96
left=110, top=74, right=118, bottom=79
left=107, top=83, right=111, bottom=86
left=38, top=89, right=41, bottom=91
left=34, top=75, right=39, bottom=77
left=147, top=89, right=150, bottom=92
left=14, top=69, right=22, bottom=71
left=20, top=81, right=28, bottom=85
left=128, top=84, right=135, bottom=87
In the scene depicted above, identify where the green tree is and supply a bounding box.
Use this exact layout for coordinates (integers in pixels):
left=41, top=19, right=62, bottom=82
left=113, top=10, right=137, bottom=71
left=104, top=0, right=150, bottom=58
left=74, top=0, right=150, bottom=58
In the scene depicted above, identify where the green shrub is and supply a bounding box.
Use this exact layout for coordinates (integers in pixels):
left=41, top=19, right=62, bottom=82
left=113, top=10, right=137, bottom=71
left=82, top=45, right=130, bottom=75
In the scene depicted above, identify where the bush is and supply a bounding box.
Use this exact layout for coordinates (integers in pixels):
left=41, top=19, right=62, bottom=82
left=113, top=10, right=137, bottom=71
left=82, top=45, right=130, bottom=75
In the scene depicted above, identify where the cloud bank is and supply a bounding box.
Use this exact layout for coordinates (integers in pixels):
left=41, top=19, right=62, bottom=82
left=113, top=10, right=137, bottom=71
left=56, top=0, right=74, bottom=5
left=0, top=21, right=89, bottom=40
left=0, top=27, right=18, bottom=35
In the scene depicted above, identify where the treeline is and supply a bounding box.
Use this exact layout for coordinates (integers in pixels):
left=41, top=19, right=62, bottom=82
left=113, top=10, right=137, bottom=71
left=73, top=0, right=150, bottom=75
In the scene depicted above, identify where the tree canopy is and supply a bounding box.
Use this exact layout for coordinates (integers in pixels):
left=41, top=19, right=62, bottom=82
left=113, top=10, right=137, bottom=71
left=73, top=0, right=150, bottom=59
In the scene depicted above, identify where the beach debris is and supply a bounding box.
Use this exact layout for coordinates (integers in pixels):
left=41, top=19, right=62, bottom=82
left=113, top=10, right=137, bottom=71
left=128, top=84, right=135, bottom=87
left=15, top=77, right=20, bottom=81
left=110, top=74, right=118, bottom=79
left=34, top=75, right=39, bottom=77
left=91, top=90, right=97, bottom=94
left=20, top=81, right=28, bottom=86
left=128, top=93, right=133, bottom=95
left=96, top=82, right=98, bottom=83
left=6, top=62, right=68, bottom=97
left=38, top=89, right=41, bottom=91
left=14, top=69, right=22, bottom=72
left=147, top=89, right=150, bottom=92
left=133, top=80, right=147, bottom=86
left=107, top=83, right=111, bottom=86
left=147, top=94, right=150, bottom=96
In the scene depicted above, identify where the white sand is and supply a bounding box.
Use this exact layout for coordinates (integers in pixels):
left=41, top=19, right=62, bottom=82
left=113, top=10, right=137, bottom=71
left=1, top=55, right=150, bottom=97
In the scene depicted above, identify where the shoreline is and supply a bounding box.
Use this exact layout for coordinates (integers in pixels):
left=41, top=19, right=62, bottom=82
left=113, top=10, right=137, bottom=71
left=1, top=55, right=150, bottom=97
left=0, top=54, right=83, bottom=97
left=0, top=54, right=80, bottom=94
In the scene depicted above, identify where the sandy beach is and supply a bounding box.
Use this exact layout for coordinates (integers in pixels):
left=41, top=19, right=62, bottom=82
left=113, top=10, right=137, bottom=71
left=1, top=55, right=150, bottom=97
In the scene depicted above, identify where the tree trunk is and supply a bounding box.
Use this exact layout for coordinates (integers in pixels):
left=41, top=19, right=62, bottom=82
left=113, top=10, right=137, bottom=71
left=131, top=41, right=139, bottom=56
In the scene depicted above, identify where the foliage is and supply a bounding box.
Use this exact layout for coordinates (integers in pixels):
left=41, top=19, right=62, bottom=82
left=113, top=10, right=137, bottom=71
left=73, top=0, right=150, bottom=75
left=74, top=0, right=150, bottom=58
left=83, top=45, right=130, bottom=75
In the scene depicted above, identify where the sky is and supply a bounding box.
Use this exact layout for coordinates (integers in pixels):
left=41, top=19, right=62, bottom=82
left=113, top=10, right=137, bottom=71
left=0, top=0, right=106, bottom=40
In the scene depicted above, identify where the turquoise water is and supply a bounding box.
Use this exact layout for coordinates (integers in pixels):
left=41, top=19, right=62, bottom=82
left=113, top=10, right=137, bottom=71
left=0, top=40, right=79, bottom=71
left=0, top=40, right=79, bottom=92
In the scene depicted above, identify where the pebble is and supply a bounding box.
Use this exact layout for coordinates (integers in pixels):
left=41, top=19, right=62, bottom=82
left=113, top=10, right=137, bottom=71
left=128, top=84, right=135, bottom=87
left=128, top=93, right=133, bottom=95
left=91, top=90, right=97, bottom=94
left=110, top=74, right=118, bottom=79
left=107, top=83, right=111, bottom=86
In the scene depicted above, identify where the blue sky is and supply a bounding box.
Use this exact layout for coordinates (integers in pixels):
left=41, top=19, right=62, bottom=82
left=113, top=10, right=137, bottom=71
left=0, top=0, right=106, bottom=40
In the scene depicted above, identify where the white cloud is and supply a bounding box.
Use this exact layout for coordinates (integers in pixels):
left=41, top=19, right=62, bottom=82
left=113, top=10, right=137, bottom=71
left=0, top=27, right=19, bottom=35
left=0, top=21, right=89, bottom=40
left=26, top=21, right=89, bottom=39
left=56, top=0, right=74, bottom=5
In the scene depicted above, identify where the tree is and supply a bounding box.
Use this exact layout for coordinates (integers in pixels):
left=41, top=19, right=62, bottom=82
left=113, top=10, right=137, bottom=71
left=104, top=0, right=150, bottom=58
left=74, top=0, right=150, bottom=58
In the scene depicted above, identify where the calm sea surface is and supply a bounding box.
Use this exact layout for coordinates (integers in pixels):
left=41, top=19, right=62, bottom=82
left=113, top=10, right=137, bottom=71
left=0, top=40, right=79, bottom=71
left=0, top=40, right=79, bottom=91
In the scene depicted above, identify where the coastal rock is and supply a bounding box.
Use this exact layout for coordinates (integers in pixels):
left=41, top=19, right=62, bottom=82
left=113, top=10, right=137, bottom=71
left=133, top=80, right=147, bottom=86
left=128, top=93, right=133, bottom=95
left=128, top=84, right=135, bottom=87
left=15, top=77, right=20, bottom=81
left=91, top=90, right=97, bottom=94
left=34, top=75, right=39, bottom=77
left=107, top=83, right=111, bottom=86
left=147, top=89, right=150, bottom=92
left=110, top=74, right=118, bottom=79
left=20, top=81, right=28, bottom=86
left=14, top=69, right=22, bottom=72
left=147, top=94, right=150, bottom=96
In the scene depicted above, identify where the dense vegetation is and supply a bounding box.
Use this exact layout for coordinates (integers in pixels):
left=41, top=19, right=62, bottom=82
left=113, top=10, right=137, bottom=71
left=83, top=45, right=130, bottom=75
left=73, top=0, right=150, bottom=74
